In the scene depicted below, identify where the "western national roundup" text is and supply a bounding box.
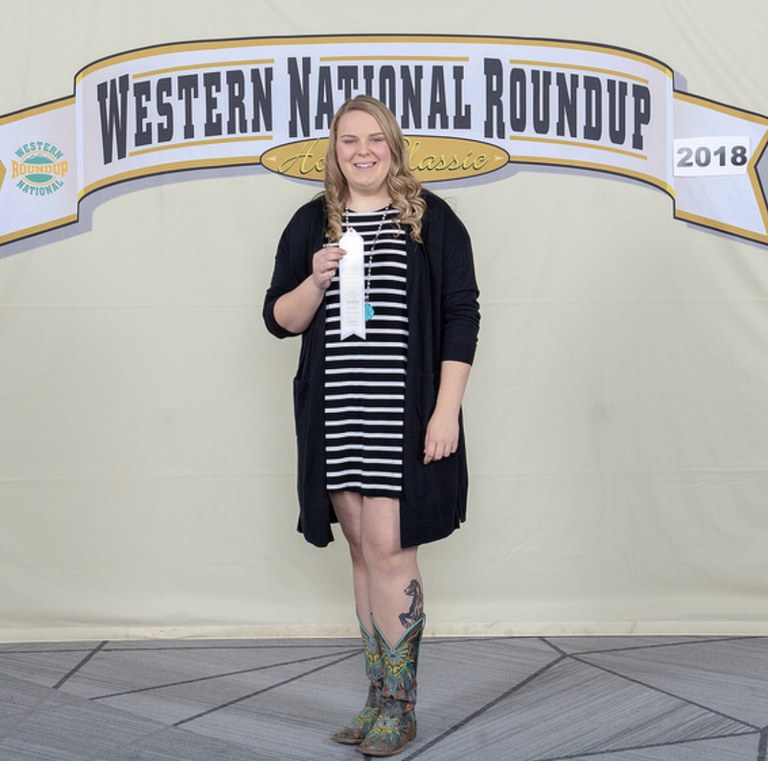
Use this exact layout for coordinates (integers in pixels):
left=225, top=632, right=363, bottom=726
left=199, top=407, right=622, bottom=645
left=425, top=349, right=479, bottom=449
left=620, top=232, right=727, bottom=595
left=96, top=57, right=652, bottom=165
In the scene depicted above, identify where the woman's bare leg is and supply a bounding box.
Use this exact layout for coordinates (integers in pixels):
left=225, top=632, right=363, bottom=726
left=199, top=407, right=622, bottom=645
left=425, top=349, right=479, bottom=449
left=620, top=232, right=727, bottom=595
left=331, top=492, right=422, bottom=643
left=361, top=496, right=423, bottom=645
left=331, top=490, right=373, bottom=632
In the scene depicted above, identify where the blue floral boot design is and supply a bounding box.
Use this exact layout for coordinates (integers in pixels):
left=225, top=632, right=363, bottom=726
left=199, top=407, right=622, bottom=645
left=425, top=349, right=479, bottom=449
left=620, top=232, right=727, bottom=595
left=331, top=611, right=384, bottom=745
left=357, top=615, right=425, bottom=757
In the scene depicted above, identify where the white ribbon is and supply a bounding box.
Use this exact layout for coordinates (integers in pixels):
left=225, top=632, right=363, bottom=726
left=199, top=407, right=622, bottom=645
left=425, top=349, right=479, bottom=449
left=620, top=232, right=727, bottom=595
left=338, top=228, right=366, bottom=340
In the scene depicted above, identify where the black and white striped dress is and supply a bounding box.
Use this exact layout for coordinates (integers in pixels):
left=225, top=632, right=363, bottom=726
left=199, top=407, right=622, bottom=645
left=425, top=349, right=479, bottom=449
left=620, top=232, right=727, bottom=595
left=324, top=207, right=408, bottom=496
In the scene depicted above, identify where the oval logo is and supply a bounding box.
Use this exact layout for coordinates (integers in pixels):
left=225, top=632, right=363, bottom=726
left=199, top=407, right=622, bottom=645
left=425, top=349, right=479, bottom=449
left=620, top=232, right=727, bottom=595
left=261, top=136, right=509, bottom=183
left=12, top=144, right=69, bottom=196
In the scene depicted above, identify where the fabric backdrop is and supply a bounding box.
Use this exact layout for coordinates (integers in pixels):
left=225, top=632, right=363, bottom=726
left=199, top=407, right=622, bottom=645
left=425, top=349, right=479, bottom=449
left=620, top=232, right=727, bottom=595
left=1, top=0, right=767, bottom=641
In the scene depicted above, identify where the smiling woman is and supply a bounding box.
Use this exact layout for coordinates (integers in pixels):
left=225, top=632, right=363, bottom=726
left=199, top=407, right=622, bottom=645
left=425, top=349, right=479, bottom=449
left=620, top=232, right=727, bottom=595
left=263, top=94, right=480, bottom=756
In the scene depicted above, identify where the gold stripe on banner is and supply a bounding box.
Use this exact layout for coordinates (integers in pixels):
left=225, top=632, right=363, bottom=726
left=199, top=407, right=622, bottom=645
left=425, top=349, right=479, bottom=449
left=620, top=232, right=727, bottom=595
left=0, top=215, right=78, bottom=247
left=77, top=156, right=263, bottom=202
left=675, top=210, right=768, bottom=245
left=507, top=153, right=674, bottom=197
left=74, top=35, right=675, bottom=81
left=135, top=59, right=275, bottom=79
left=750, top=131, right=768, bottom=238
left=320, top=56, right=470, bottom=63
left=674, top=90, right=768, bottom=124
left=0, top=96, right=74, bottom=126
left=509, top=135, right=648, bottom=161
left=129, top=135, right=273, bottom=158
left=511, top=38, right=673, bottom=77
left=509, top=59, right=650, bottom=85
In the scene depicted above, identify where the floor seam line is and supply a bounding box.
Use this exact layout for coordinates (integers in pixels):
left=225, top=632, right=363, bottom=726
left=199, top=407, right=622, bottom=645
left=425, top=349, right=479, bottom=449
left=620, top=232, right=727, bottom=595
left=571, top=653, right=761, bottom=730
left=101, top=643, right=359, bottom=652
left=171, top=650, right=358, bottom=727
left=567, top=635, right=768, bottom=657
left=90, top=647, right=359, bottom=700
left=757, top=727, right=768, bottom=761
left=52, top=640, right=108, bottom=690
left=540, top=636, right=569, bottom=656
left=532, top=730, right=761, bottom=761
left=400, top=653, right=567, bottom=760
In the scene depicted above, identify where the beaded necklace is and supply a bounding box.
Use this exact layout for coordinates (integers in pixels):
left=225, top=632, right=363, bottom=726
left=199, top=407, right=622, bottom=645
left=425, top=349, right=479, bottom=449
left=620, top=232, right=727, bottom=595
left=344, top=204, right=391, bottom=321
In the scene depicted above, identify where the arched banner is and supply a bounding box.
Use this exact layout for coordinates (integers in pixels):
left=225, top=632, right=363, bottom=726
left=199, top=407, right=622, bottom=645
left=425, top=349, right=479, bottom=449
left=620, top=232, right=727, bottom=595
left=1, top=34, right=767, bottom=247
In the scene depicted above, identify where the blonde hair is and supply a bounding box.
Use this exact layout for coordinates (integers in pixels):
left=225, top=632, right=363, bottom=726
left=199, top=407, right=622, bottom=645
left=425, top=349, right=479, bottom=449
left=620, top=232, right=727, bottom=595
left=324, top=95, right=425, bottom=243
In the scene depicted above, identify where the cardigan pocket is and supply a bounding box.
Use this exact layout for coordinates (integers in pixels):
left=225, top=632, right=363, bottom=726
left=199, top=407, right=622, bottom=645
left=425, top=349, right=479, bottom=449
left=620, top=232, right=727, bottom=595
left=292, top=377, right=311, bottom=439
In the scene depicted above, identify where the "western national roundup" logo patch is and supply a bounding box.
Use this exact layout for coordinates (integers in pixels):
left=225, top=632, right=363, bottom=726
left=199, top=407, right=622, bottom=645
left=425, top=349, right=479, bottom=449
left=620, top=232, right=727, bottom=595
left=0, top=34, right=767, bottom=248
left=12, top=142, right=69, bottom=196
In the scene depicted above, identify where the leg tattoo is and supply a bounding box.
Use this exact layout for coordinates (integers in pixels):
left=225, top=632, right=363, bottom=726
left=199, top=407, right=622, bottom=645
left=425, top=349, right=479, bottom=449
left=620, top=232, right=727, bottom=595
left=398, top=579, right=424, bottom=628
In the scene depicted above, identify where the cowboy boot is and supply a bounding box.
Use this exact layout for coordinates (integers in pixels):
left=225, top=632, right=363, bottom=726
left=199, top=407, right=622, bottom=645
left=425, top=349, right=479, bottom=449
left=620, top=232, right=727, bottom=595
left=357, top=615, right=425, bottom=757
left=331, top=610, right=384, bottom=744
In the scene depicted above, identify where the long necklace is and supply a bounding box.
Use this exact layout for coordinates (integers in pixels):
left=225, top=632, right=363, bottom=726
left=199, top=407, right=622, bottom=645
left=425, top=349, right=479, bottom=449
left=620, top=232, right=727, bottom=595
left=344, top=204, right=391, bottom=322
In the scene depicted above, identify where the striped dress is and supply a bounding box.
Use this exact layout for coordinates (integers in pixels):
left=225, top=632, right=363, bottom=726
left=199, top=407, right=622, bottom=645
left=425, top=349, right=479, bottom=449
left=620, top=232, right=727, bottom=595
left=324, top=206, right=408, bottom=496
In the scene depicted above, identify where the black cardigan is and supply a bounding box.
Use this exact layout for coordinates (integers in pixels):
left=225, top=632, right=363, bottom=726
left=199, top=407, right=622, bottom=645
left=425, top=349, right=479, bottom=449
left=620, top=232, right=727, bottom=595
left=263, top=190, right=480, bottom=548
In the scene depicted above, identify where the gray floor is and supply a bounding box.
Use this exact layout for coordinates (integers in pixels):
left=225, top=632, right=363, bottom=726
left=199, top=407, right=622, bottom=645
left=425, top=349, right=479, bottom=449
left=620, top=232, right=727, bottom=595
left=0, top=635, right=766, bottom=760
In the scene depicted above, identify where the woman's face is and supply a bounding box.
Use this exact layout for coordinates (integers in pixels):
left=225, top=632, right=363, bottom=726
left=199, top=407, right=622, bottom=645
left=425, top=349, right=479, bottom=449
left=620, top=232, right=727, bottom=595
left=335, top=109, right=392, bottom=204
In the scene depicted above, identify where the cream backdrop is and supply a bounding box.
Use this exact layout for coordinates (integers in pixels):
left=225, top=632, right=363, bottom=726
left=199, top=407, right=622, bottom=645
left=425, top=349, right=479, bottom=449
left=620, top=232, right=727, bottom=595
left=1, top=0, right=768, bottom=642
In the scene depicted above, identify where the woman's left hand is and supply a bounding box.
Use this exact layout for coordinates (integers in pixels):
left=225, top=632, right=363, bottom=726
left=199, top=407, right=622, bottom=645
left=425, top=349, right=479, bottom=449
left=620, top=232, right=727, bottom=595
left=423, top=410, right=459, bottom=464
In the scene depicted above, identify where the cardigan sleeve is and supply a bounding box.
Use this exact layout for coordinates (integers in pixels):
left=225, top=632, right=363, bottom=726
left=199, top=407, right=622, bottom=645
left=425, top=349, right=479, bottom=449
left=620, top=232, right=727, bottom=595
left=435, top=199, right=481, bottom=365
left=262, top=201, right=321, bottom=339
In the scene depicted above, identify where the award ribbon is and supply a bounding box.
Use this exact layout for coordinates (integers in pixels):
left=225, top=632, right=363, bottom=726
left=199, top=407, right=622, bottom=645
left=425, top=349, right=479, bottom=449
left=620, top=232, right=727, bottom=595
left=338, top=228, right=366, bottom=340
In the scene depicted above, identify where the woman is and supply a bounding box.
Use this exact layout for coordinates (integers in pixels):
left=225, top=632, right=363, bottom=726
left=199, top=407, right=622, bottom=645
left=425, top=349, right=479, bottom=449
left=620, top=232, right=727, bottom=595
left=263, top=95, right=479, bottom=756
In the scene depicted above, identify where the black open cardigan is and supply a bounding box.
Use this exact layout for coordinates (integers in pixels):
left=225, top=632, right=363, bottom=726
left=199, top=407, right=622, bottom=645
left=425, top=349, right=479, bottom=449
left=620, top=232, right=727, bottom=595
left=263, top=190, right=480, bottom=548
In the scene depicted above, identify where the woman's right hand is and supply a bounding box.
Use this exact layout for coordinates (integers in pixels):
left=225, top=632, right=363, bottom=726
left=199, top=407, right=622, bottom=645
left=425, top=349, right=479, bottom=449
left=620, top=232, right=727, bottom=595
left=273, top=245, right=346, bottom=334
left=312, top=246, right=346, bottom=290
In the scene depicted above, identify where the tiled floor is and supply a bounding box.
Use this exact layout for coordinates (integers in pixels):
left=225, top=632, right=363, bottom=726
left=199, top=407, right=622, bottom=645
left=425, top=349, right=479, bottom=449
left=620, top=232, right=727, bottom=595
left=0, top=635, right=766, bottom=760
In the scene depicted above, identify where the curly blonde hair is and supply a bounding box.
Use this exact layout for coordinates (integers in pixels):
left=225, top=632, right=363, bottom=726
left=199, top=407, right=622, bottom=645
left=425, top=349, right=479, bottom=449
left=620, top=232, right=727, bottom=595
left=324, top=95, right=425, bottom=243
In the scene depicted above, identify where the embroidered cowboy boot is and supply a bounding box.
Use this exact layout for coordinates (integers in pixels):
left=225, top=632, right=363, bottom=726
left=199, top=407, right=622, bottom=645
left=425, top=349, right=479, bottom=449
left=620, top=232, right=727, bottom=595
left=357, top=615, right=425, bottom=757
left=331, top=610, right=384, bottom=745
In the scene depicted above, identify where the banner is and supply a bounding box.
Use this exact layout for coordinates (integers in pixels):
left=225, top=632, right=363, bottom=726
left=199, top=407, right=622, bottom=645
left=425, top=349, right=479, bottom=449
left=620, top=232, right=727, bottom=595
left=1, top=34, right=767, bottom=248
